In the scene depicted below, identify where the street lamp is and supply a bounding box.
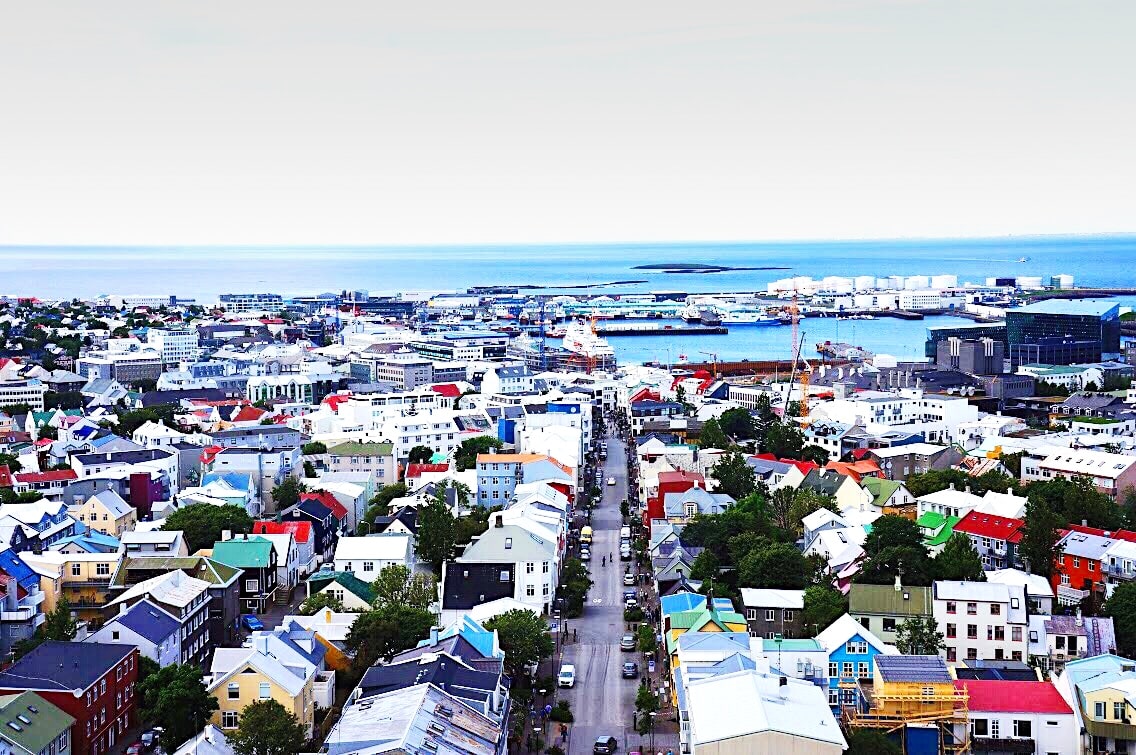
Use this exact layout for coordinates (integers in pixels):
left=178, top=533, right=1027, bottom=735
left=648, top=711, right=657, bottom=754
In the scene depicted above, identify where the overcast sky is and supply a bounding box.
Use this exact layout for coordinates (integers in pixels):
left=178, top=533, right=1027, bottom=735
left=1, top=1, right=1132, bottom=246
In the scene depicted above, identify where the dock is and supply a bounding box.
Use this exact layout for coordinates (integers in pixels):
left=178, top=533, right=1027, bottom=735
left=595, top=324, right=728, bottom=337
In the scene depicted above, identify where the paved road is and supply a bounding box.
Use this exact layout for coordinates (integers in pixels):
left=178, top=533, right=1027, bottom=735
left=558, top=430, right=641, bottom=755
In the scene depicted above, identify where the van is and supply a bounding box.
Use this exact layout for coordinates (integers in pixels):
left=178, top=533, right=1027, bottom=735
left=619, top=526, right=631, bottom=540
left=580, top=526, right=593, bottom=544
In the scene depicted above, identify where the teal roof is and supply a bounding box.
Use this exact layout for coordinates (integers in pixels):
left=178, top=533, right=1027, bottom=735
left=760, top=638, right=822, bottom=652
left=212, top=536, right=274, bottom=568
left=306, top=571, right=374, bottom=604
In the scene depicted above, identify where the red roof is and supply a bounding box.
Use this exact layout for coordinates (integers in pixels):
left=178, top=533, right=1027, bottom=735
left=953, top=680, right=1072, bottom=714
left=300, top=490, right=348, bottom=521
left=430, top=384, right=462, bottom=398
left=14, top=469, right=78, bottom=483
left=825, top=459, right=882, bottom=483
left=323, top=394, right=352, bottom=412
left=252, top=520, right=313, bottom=544
left=752, top=454, right=819, bottom=476
left=0, top=465, right=12, bottom=488
left=629, top=387, right=661, bottom=403
left=1063, top=524, right=1136, bottom=544
left=231, top=406, right=268, bottom=423
left=658, top=470, right=705, bottom=485
left=953, top=510, right=1025, bottom=544
left=0, top=358, right=20, bottom=371
left=406, top=463, right=449, bottom=478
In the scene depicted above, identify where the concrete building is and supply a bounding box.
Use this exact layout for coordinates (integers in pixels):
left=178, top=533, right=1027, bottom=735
left=0, top=380, right=48, bottom=411
left=217, top=293, right=283, bottom=313
left=933, top=580, right=1029, bottom=664
left=935, top=337, right=1004, bottom=375
left=146, top=327, right=199, bottom=366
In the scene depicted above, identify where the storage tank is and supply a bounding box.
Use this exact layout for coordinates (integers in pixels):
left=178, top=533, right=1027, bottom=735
left=1016, top=276, right=1043, bottom=289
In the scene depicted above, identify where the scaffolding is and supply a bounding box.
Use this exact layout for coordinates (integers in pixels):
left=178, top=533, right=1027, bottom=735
left=839, top=676, right=971, bottom=754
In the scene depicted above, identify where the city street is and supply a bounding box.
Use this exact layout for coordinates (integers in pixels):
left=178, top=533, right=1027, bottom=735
left=557, top=430, right=644, bottom=755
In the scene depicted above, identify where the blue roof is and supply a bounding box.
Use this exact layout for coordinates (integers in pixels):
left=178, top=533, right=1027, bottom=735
left=277, top=620, right=329, bottom=667
left=0, top=641, right=134, bottom=692
left=419, top=614, right=503, bottom=660
left=1010, top=299, right=1120, bottom=317
left=201, top=471, right=253, bottom=491
left=115, top=600, right=179, bottom=644
left=0, top=549, right=38, bottom=591
left=875, top=655, right=952, bottom=684
left=661, top=591, right=735, bottom=618
left=49, top=531, right=121, bottom=554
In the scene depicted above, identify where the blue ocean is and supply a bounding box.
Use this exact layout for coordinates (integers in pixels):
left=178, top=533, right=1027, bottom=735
left=2, top=235, right=1134, bottom=363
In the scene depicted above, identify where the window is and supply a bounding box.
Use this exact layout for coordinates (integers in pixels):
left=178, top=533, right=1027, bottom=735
left=526, top=562, right=534, bottom=574
left=1011, top=651, right=1022, bottom=661
left=543, top=562, right=549, bottom=573
left=883, top=618, right=896, bottom=632
left=946, top=624, right=957, bottom=638
left=505, top=538, right=512, bottom=549
left=828, top=662, right=838, bottom=678
left=990, top=719, right=999, bottom=738
left=526, top=585, right=535, bottom=597
left=746, top=608, right=757, bottom=620
left=1074, top=557, right=1081, bottom=568
left=222, top=711, right=239, bottom=729
left=967, top=648, right=978, bottom=660
left=1012, top=626, right=1022, bottom=642
left=1013, top=720, right=1031, bottom=738
left=499, top=570, right=509, bottom=582
left=946, top=601, right=956, bottom=614
left=58, top=731, right=67, bottom=750
left=1115, top=702, right=1126, bottom=720
left=112, top=630, right=120, bottom=641
left=967, top=624, right=978, bottom=639
left=1011, top=597, right=1020, bottom=609
left=842, top=662, right=853, bottom=677
left=858, top=662, right=869, bottom=678
left=259, top=682, right=270, bottom=700
left=227, top=683, right=240, bottom=700
left=245, top=579, right=259, bottom=592
left=784, top=610, right=795, bottom=622
left=766, top=610, right=776, bottom=622
left=846, top=640, right=868, bottom=654
left=967, top=602, right=978, bottom=615
left=946, top=647, right=956, bottom=662
left=363, top=561, right=374, bottom=572
left=829, top=689, right=838, bottom=706
left=972, top=719, right=988, bottom=737
left=990, top=603, right=1001, bottom=616
left=71, top=563, right=82, bottom=577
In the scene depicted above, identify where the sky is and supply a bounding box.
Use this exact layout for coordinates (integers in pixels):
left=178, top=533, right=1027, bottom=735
left=0, top=1, right=1132, bottom=246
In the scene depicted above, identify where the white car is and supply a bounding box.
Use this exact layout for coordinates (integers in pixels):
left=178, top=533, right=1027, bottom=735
left=607, top=476, right=616, bottom=486
left=558, top=664, right=576, bottom=688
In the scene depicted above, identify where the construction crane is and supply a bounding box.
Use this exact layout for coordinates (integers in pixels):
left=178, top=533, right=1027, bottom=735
left=799, top=358, right=814, bottom=418
left=788, top=291, right=800, bottom=369
left=699, top=351, right=719, bottom=378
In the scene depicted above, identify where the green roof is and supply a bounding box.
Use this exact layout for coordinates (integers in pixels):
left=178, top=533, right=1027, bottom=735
left=917, top=511, right=947, bottom=529
left=327, top=441, right=394, bottom=457
left=111, top=556, right=241, bottom=587
left=761, top=638, right=822, bottom=652
left=306, top=570, right=375, bottom=604
left=1070, top=416, right=1120, bottom=425
left=429, top=452, right=448, bottom=464
left=212, top=536, right=274, bottom=568
left=917, top=512, right=961, bottom=547
left=862, top=477, right=902, bottom=506
left=0, top=692, right=74, bottom=754
left=665, top=607, right=746, bottom=653
left=849, top=583, right=933, bottom=617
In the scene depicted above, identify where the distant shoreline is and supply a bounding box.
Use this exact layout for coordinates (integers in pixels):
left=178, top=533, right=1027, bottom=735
left=632, top=264, right=791, bottom=273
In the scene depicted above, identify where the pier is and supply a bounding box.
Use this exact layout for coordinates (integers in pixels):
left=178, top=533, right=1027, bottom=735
left=595, top=323, right=728, bottom=336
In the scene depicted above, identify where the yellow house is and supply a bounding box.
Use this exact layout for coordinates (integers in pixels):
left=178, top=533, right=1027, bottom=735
left=1057, top=654, right=1136, bottom=754
left=664, top=606, right=747, bottom=668
left=21, top=551, right=120, bottom=622
left=69, top=489, right=137, bottom=537
left=208, top=633, right=323, bottom=738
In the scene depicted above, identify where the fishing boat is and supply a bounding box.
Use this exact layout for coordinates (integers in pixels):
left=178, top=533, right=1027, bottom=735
left=718, top=310, right=781, bottom=326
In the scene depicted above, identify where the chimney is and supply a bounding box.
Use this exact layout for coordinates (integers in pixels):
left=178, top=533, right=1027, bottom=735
left=494, top=514, right=503, bottom=528
left=778, top=675, right=789, bottom=698
left=705, top=591, right=713, bottom=610
left=222, top=530, right=232, bottom=541
left=894, top=572, right=902, bottom=592
left=1076, top=608, right=1084, bottom=628
left=430, top=626, right=439, bottom=645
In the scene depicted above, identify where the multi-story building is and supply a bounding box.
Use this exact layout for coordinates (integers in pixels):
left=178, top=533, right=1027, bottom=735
left=1006, top=299, right=1121, bottom=366
left=210, top=535, right=278, bottom=614
left=739, top=588, right=804, bottom=639
left=146, top=327, right=199, bottom=366
left=935, top=337, right=1004, bottom=375
left=446, top=511, right=559, bottom=615
left=368, top=352, right=435, bottom=390
left=475, top=454, right=574, bottom=506
left=848, top=583, right=933, bottom=646
left=102, top=569, right=213, bottom=666
left=76, top=347, right=163, bottom=383
left=951, top=511, right=1024, bottom=570
left=932, top=580, right=1029, bottom=664
left=217, top=293, right=284, bottom=314
left=209, top=425, right=303, bottom=450
left=1022, top=447, right=1136, bottom=499
left=324, top=441, right=395, bottom=481
left=0, top=380, right=48, bottom=411
left=22, top=551, right=120, bottom=623
left=0, top=692, right=74, bottom=755
left=0, top=641, right=138, bottom=755
left=0, top=549, right=46, bottom=657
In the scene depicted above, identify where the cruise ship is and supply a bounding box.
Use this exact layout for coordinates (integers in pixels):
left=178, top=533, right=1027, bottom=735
left=563, top=321, right=616, bottom=359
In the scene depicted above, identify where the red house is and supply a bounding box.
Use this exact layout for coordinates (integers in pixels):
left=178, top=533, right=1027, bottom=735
left=0, top=641, right=138, bottom=755
left=647, top=470, right=704, bottom=527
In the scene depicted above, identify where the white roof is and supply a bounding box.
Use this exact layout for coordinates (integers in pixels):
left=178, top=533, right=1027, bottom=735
left=871, top=443, right=949, bottom=458
left=976, top=490, right=1029, bottom=519
left=739, top=589, right=804, bottom=610
left=279, top=611, right=360, bottom=643
left=1039, top=449, right=1136, bottom=479
left=802, top=508, right=846, bottom=531
left=816, top=614, right=890, bottom=654
left=87, top=489, right=134, bottom=519
left=686, top=670, right=847, bottom=748
left=985, top=568, right=1055, bottom=599
left=120, top=530, right=183, bottom=546
left=333, top=533, right=412, bottom=562
left=917, top=487, right=984, bottom=508
left=172, top=725, right=232, bottom=755
left=109, top=569, right=211, bottom=609
left=465, top=597, right=534, bottom=624
left=209, top=637, right=314, bottom=697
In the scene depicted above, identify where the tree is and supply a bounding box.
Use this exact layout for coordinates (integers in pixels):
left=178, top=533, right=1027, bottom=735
left=559, top=557, right=593, bottom=617
left=113, top=405, right=180, bottom=437
left=43, top=595, right=77, bottom=641
left=738, top=542, right=808, bottom=589
left=270, top=476, right=307, bottom=511
left=408, top=445, right=435, bottom=464
left=726, top=532, right=768, bottom=566
left=1104, top=582, right=1136, bottom=658
left=365, top=482, right=407, bottom=520
left=768, top=487, right=795, bottom=532
left=371, top=564, right=436, bottom=611
left=1026, top=476, right=1121, bottom=530
left=710, top=450, right=757, bottom=500
left=162, top=504, right=253, bottom=554
left=453, top=508, right=491, bottom=548
left=864, top=515, right=924, bottom=557
left=689, top=550, right=720, bottom=582
left=753, top=393, right=778, bottom=445
left=801, top=585, right=847, bottom=634
left=762, top=422, right=805, bottom=460
left=856, top=545, right=935, bottom=587
left=699, top=418, right=730, bottom=450
left=228, top=699, right=306, bottom=755
left=799, top=444, right=830, bottom=465
left=894, top=616, right=947, bottom=655
left=43, top=390, right=84, bottom=410
left=787, top=488, right=838, bottom=536
left=0, top=453, right=22, bottom=473
left=139, top=663, right=219, bottom=753
left=346, top=605, right=435, bottom=668
left=634, top=679, right=660, bottom=731
left=454, top=436, right=504, bottom=471
left=1018, top=498, right=1065, bottom=578
left=933, top=533, right=985, bottom=582
left=416, top=497, right=456, bottom=575
left=718, top=408, right=757, bottom=440
left=636, top=623, right=657, bottom=653
left=904, top=469, right=974, bottom=498
left=484, top=609, right=554, bottom=678
left=298, top=592, right=344, bottom=615
left=846, top=729, right=902, bottom=755
left=301, top=441, right=327, bottom=455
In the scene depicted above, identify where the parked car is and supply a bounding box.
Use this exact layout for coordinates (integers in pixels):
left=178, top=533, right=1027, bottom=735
left=141, top=729, right=164, bottom=748
left=621, top=661, right=639, bottom=679
left=607, top=476, right=616, bottom=486
left=620, top=547, right=631, bottom=561
left=241, top=614, right=264, bottom=631
left=623, top=571, right=635, bottom=585
left=558, top=664, right=576, bottom=688
left=620, top=634, right=636, bottom=651
left=580, top=548, right=591, bottom=561
left=594, top=736, right=618, bottom=755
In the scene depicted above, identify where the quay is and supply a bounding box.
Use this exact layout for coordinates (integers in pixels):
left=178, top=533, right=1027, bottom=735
left=595, top=324, right=728, bottom=336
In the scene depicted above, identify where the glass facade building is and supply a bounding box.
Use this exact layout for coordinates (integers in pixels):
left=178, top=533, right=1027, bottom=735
left=1005, top=300, right=1120, bottom=366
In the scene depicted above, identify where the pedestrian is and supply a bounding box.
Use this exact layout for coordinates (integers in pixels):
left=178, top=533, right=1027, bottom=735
left=573, top=627, right=577, bottom=642
left=601, top=555, right=606, bottom=567
left=560, top=724, right=568, bottom=743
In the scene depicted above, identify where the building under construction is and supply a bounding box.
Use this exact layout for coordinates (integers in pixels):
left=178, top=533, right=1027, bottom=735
left=841, top=655, right=970, bottom=754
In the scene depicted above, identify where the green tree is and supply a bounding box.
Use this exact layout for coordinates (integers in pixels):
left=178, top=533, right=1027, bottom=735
left=139, top=663, right=219, bottom=753
left=408, top=445, right=435, bottom=464
left=301, top=441, right=327, bottom=455
left=894, top=616, right=947, bottom=655
left=864, top=515, right=924, bottom=556
left=559, top=557, right=593, bottom=617
left=346, top=605, right=436, bottom=669
left=453, top=508, right=491, bottom=548
left=699, top=417, right=730, bottom=449
left=768, top=487, right=795, bottom=532
left=364, top=482, right=407, bottom=521
left=228, top=699, right=306, bottom=755
left=0, top=453, right=22, bottom=473
left=416, top=497, right=456, bottom=575
left=636, top=623, right=657, bottom=653
left=298, top=592, right=344, bottom=615
left=113, top=405, right=180, bottom=437
left=710, top=450, right=757, bottom=499
left=738, top=542, right=808, bottom=589
left=1104, top=582, right=1136, bottom=658
left=484, top=609, right=555, bottom=679
left=762, top=422, right=805, bottom=459
left=856, top=545, right=935, bottom=587
left=1018, top=498, right=1065, bottom=578
left=726, top=532, right=768, bottom=566
left=371, top=564, right=436, bottom=611
left=801, top=585, right=847, bottom=635
left=799, top=444, right=830, bottom=465
left=270, top=476, right=307, bottom=511
left=753, top=393, right=778, bottom=445
left=634, top=680, right=660, bottom=733
left=718, top=408, right=757, bottom=439
left=43, top=391, right=84, bottom=410
left=933, top=533, right=985, bottom=582
left=689, top=550, right=720, bottom=582
left=846, top=729, right=902, bottom=755
left=162, top=504, right=253, bottom=554
left=904, top=469, right=973, bottom=498
left=43, top=595, right=77, bottom=641
left=787, top=488, right=838, bottom=536
left=454, top=436, right=505, bottom=471
left=1026, top=476, right=1121, bottom=530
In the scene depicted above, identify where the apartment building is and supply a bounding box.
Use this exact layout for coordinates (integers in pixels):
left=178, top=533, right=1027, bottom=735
left=0, top=380, right=48, bottom=411
left=933, top=580, right=1029, bottom=664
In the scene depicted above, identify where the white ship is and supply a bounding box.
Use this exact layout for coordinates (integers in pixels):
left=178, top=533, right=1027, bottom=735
left=562, top=321, right=615, bottom=358
left=718, top=309, right=780, bottom=326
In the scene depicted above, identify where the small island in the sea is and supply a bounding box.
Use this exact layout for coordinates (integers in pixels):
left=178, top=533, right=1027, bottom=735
left=632, top=263, right=791, bottom=274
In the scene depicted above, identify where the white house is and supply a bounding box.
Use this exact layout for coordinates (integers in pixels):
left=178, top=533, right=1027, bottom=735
left=331, top=534, right=413, bottom=582
left=451, top=511, right=559, bottom=615
left=952, top=679, right=1076, bottom=755
left=85, top=598, right=182, bottom=666
left=932, top=580, right=1029, bottom=665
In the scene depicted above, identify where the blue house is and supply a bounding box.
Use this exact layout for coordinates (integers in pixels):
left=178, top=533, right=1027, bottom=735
left=816, top=613, right=893, bottom=712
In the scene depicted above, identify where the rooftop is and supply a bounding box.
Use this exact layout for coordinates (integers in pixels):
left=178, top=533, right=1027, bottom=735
left=1010, top=299, right=1120, bottom=317
left=953, top=679, right=1072, bottom=714
left=876, top=654, right=952, bottom=684
left=0, top=641, right=133, bottom=693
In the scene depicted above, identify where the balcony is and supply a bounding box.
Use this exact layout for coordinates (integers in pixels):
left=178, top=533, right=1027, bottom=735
left=1057, top=585, right=1090, bottom=605
left=971, top=737, right=1035, bottom=753
left=0, top=608, right=39, bottom=622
